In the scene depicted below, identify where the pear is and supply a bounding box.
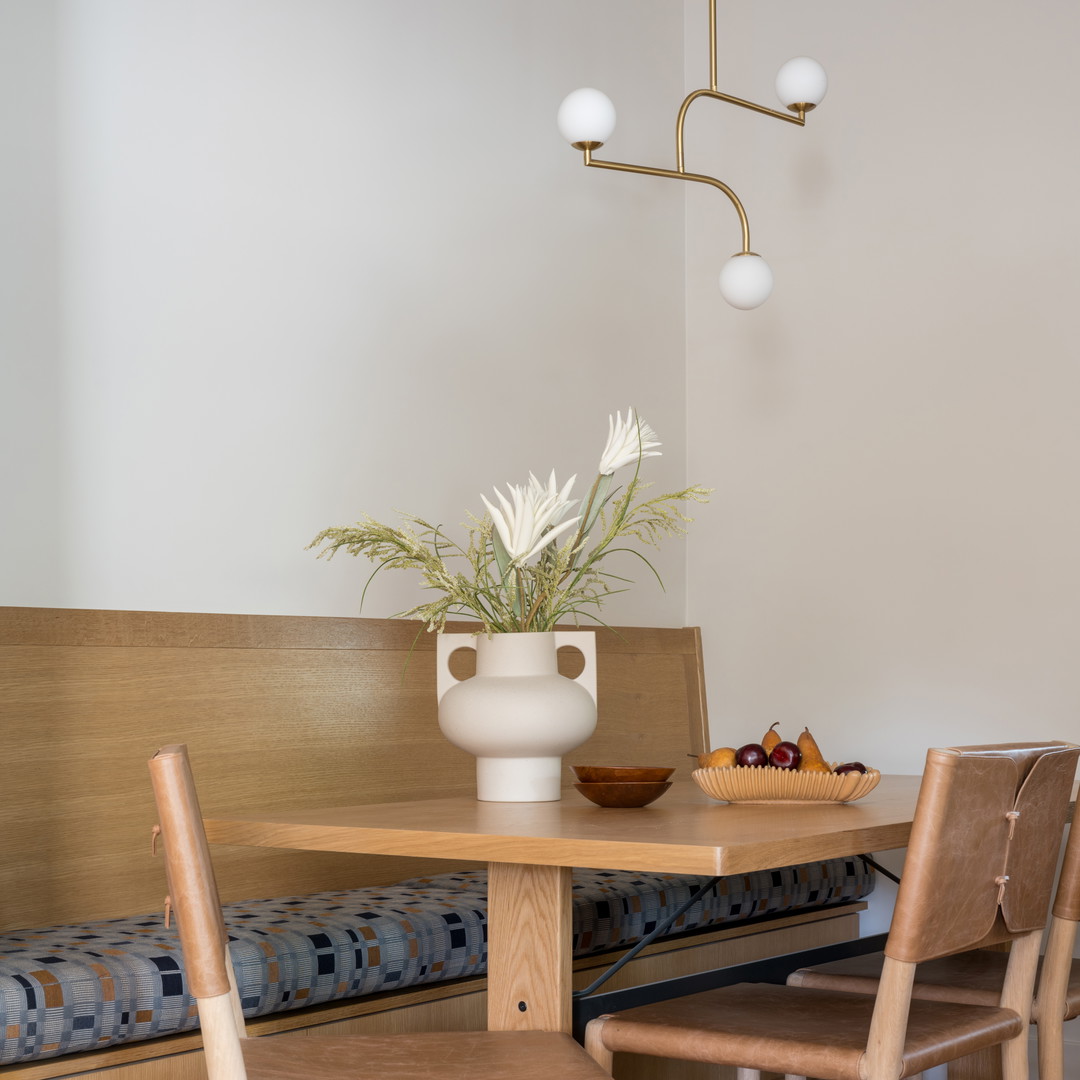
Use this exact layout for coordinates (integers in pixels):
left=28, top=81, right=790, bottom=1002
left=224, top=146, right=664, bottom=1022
left=761, top=722, right=782, bottom=755
left=698, top=746, right=737, bottom=769
left=796, top=727, right=832, bottom=773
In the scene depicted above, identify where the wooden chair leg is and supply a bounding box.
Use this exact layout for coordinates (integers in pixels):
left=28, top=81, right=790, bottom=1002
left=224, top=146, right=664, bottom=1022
left=999, top=1030, right=1031, bottom=1080
left=995, top=928, right=1038, bottom=1080
left=1038, top=1025, right=1065, bottom=1080
left=584, top=1017, right=615, bottom=1074
left=863, top=956, right=915, bottom=1080
left=1034, top=917, right=1075, bottom=1080
left=198, top=992, right=247, bottom=1080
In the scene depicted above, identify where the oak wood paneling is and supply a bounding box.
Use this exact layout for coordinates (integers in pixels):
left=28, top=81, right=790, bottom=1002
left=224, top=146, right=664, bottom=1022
left=0, top=609, right=706, bottom=930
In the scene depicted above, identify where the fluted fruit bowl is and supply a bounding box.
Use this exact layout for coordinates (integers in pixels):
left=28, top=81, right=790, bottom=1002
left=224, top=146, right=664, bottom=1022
left=692, top=765, right=880, bottom=804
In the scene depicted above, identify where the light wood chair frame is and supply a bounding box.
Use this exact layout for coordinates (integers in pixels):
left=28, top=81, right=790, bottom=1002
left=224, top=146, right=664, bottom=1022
left=583, top=742, right=1080, bottom=1080
left=149, top=743, right=612, bottom=1080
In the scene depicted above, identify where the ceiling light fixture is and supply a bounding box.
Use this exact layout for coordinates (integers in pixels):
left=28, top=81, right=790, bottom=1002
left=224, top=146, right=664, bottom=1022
left=558, top=0, right=827, bottom=310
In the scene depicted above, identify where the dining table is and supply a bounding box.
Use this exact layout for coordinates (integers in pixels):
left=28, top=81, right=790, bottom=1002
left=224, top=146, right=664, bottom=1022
left=203, top=774, right=922, bottom=1035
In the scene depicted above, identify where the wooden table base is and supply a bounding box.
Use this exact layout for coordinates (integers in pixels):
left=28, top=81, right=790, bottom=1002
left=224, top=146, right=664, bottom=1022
left=487, top=863, right=573, bottom=1031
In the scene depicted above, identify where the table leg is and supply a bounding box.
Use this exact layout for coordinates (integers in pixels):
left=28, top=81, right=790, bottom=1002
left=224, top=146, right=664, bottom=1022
left=486, top=862, right=573, bottom=1033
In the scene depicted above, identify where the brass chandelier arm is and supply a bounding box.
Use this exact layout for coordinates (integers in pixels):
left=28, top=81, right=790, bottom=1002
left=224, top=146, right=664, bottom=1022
left=558, top=0, right=825, bottom=306
left=676, top=88, right=804, bottom=171
left=582, top=147, right=751, bottom=254
left=689, top=0, right=805, bottom=174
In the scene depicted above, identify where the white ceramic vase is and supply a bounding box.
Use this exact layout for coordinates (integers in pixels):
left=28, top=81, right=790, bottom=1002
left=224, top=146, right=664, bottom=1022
left=436, top=631, right=598, bottom=802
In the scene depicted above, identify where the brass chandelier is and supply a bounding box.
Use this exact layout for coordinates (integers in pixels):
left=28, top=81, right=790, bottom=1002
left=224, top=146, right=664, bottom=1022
left=557, top=0, right=827, bottom=309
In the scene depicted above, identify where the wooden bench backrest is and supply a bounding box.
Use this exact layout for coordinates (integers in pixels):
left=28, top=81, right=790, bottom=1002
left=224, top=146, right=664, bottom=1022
left=0, top=608, right=708, bottom=932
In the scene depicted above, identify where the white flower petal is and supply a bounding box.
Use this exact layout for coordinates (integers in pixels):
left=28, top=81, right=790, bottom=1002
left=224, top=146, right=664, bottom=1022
left=492, top=485, right=515, bottom=520
left=518, top=515, right=581, bottom=564
left=515, top=492, right=534, bottom=556
left=480, top=493, right=513, bottom=553
left=482, top=471, right=580, bottom=565
left=598, top=408, right=662, bottom=475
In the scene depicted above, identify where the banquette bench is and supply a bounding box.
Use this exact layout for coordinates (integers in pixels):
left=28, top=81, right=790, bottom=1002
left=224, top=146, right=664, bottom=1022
left=0, top=608, right=875, bottom=1080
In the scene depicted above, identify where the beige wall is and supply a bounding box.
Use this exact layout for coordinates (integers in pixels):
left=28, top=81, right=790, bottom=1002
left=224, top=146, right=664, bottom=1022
left=4, top=0, right=1076, bottom=808
left=3, top=1, right=1079, bottom=1069
left=0, top=0, right=689, bottom=627
left=686, top=0, right=1080, bottom=777
left=684, top=14, right=1079, bottom=1067
left=7, top=1, right=1076, bottom=762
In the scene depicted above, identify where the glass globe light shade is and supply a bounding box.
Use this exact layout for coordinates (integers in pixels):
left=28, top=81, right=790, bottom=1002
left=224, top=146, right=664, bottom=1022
left=718, top=254, right=774, bottom=310
left=775, top=57, right=828, bottom=111
left=557, top=88, right=616, bottom=147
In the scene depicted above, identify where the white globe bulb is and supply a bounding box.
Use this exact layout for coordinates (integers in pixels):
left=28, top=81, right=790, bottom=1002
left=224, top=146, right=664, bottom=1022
left=557, top=88, right=616, bottom=147
left=775, top=57, right=828, bottom=110
left=718, top=254, right=774, bottom=310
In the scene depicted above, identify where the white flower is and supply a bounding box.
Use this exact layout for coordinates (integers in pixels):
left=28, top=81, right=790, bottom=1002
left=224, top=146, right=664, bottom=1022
left=598, top=408, right=662, bottom=475
left=481, top=471, right=580, bottom=566
left=527, top=470, right=578, bottom=526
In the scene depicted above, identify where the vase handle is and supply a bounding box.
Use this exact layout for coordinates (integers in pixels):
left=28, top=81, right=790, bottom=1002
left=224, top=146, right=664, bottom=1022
left=555, top=631, right=597, bottom=705
left=436, top=633, right=476, bottom=704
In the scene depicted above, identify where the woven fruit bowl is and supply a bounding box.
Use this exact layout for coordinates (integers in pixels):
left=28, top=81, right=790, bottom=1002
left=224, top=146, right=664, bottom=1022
left=692, top=765, right=881, bottom=804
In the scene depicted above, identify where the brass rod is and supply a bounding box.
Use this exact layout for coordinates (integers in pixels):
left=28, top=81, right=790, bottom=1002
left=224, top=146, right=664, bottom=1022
left=709, top=88, right=807, bottom=125
left=709, top=0, right=717, bottom=93
left=676, top=88, right=804, bottom=173
left=583, top=148, right=750, bottom=253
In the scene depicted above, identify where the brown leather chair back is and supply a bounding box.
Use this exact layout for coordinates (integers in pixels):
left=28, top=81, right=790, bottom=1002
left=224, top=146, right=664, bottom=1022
left=1004, top=749, right=1080, bottom=932
left=886, top=742, right=1078, bottom=964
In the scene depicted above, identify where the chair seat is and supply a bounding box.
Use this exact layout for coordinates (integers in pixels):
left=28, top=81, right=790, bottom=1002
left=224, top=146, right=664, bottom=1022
left=791, top=948, right=1080, bottom=1022
left=590, top=982, right=1024, bottom=1080
left=239, top=1030, right=610, bottom=1080
left=791, top=950, right=1006, bottom=1005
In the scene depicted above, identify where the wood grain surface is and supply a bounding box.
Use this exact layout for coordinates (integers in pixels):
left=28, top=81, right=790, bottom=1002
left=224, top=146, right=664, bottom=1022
left=204, top=775, right=920, bottom=1034
left=203, top=776, right=921, bottom=877
left=1, top=608, right=707, bottom=931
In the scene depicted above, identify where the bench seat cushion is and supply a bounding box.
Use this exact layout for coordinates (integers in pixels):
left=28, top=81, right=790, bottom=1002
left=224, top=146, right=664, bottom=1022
left=0, top=858, right=873, bottom=1065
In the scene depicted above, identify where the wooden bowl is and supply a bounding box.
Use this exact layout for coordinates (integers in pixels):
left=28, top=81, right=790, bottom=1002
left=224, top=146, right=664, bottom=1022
left=691, top=765, right=881, bottom=804
left=573, top=781, right=673, bottom=808
left=570, top=765, right=675, bottom=784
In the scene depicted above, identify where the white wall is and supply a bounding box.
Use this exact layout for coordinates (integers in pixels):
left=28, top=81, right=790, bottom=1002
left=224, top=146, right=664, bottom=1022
left=0, top=2, right=64, bottom=595
left=683, top=10, right=1079, bottom=1069
left=686, top=0, right=1080, bottom=771
left=684, top=11, right=1080, bottom=1067
left=0, top=0, right=689, bottom=628
left=5, top=2, right=1080, bottom=1071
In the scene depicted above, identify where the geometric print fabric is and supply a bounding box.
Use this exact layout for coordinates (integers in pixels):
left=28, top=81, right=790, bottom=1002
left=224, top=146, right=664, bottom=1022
left=0, top=858, right=874, bottom=1065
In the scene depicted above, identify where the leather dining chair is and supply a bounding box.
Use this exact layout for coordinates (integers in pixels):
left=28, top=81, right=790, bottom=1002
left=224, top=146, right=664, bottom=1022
left=582, top=741, right=1079, bottom=1080
left=149, top=744, right=611, bottom=1080
left=789, top=746, right=1080, bottom=1080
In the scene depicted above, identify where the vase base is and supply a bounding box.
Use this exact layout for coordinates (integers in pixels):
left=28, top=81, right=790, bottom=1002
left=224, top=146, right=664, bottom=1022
left=475, top=756, right=563, bottom=802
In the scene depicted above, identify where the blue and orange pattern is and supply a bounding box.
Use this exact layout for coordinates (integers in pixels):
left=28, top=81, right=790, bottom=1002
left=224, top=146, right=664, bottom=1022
left=0, top=858, right=873, bottom=1065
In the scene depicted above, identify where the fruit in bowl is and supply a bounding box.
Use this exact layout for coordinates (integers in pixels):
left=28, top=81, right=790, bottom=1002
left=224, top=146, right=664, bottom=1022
left=767, top=741, right=801, bottom=770
left=697, top=747, right=737, bottom=769
left=695, top=725, right=873, bottom=778
left=797, top=727, right=832, bottom=773
left=735, top=743, right=769, bottom=768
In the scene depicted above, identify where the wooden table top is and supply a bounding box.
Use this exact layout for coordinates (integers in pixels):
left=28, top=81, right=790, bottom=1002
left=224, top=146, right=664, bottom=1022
left=205, top=775, right=922, bottom=876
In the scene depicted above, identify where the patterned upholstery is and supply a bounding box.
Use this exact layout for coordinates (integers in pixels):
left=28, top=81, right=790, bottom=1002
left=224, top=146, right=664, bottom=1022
left=0, top=859, right=873, bottom=1065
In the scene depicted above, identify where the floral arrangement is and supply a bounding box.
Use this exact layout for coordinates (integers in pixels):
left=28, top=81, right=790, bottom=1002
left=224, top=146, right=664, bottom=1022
left=308, top=409, right=710, bottom=634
